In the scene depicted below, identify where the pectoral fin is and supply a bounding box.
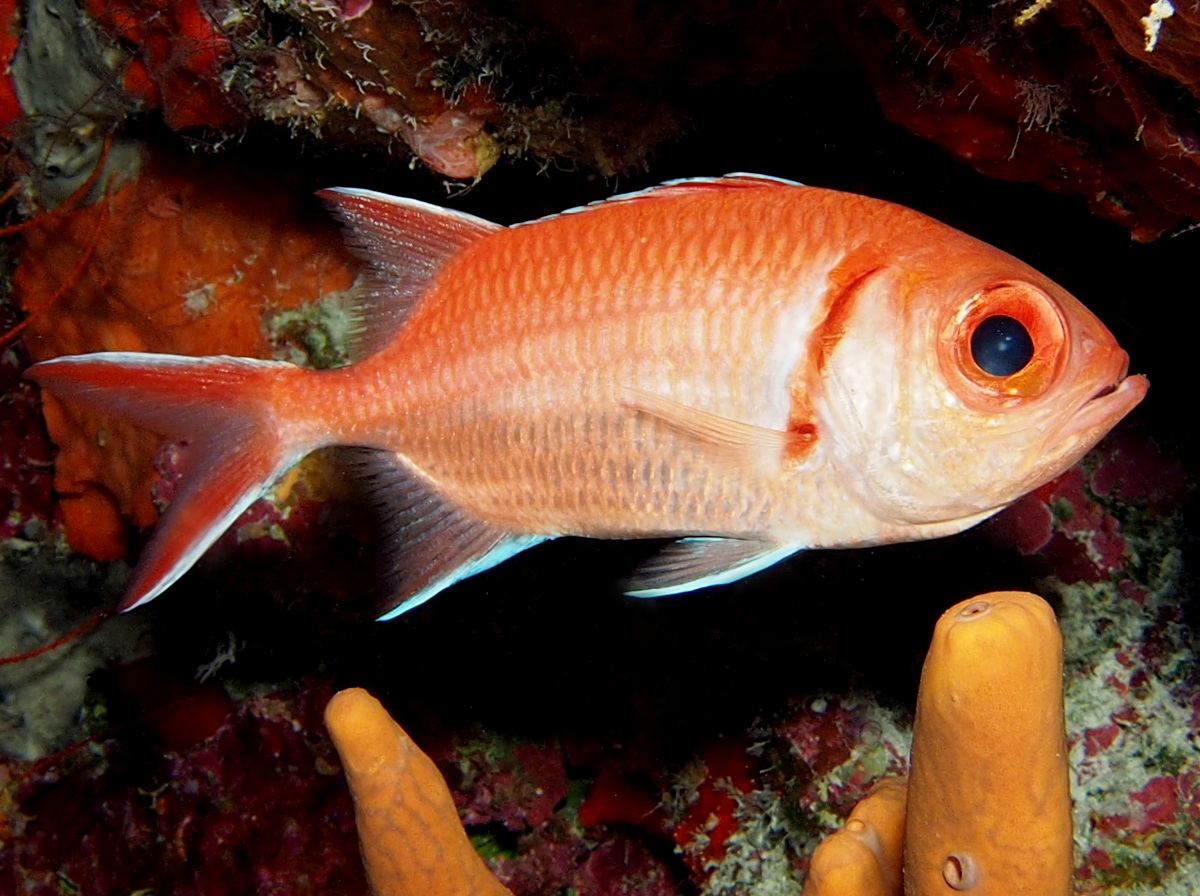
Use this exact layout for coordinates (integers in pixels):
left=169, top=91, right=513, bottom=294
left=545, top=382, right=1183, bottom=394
left=620, top=388, right=819, bottom=471
left=621, top=388, right=790, bottom=453
left=624, top=537, right=802, bottom=598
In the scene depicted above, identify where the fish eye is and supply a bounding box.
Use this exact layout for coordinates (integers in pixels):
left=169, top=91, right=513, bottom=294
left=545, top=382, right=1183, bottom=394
left=970, top=315, right=1034, bottom=376
left=942, top=282, right=1067, bottom=406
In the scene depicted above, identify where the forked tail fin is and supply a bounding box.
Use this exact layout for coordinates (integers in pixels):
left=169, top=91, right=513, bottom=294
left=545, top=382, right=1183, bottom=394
left=27, top=352, right=305, bottom=610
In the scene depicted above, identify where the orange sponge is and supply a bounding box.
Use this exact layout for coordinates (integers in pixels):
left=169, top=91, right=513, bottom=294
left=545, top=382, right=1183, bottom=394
left=13, top=147, right=359, bottom=560
left=325, top=688, right=514, bottom=896
left=904, top=592, right=1072, bottom=895
left=801, top=776, right=907, bottom=896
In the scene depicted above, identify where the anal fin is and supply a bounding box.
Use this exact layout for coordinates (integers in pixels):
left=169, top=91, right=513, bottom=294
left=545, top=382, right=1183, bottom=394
left=624, top=537, right=802, bottom=598
left=342, top=448, right=546, bottom=619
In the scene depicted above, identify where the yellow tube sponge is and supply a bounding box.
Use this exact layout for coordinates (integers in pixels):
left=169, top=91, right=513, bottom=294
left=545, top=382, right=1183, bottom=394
left=324, top=688, right=514, bottom=896
left=903, top=591, right=1072, bottom=895
left=801, top=775, right=908, bottom=896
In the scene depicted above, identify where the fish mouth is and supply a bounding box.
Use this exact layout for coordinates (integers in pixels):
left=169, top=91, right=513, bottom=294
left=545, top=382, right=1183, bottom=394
left=1056, top=365, right=1149, bottom=446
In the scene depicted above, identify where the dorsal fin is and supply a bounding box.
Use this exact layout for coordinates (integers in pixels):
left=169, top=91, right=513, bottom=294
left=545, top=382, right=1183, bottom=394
left=623, top=172, right=803, bottom=200
left=517, top=173, right=805, bottom=229
left=318, top=188, right=502, bottom=361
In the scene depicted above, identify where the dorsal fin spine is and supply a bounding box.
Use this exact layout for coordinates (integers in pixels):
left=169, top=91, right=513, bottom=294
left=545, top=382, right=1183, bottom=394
left=318, top=188, right=502, bottom=361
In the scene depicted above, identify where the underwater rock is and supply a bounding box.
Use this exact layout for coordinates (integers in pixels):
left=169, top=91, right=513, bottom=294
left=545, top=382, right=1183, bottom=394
left=243, top=0, right=501, bottom=179
left=0, top=306, right=55, bottom=547
left=834, top=0, right=1200, bottom=239
left=79, top=0, right=243, bottom=131
left=10, top=0, right=1200, bottom=225
left=0, top=552, right=146, bottom=762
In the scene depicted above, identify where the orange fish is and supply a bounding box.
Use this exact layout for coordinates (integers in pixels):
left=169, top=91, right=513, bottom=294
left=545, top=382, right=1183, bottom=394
left=27, top=175, right=1148, bottom=618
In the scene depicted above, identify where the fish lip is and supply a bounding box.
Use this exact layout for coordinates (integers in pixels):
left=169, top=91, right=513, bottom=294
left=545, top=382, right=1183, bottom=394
left=1057, top=371, right=1149, bottom=445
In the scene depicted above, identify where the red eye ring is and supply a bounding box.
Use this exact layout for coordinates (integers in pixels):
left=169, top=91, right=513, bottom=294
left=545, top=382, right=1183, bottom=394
left=943, top=282, right=1067, bottom=405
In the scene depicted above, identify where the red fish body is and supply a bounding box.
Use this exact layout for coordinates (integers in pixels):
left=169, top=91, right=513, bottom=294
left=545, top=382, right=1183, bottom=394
left=27, top=175, right=1148, bottom=617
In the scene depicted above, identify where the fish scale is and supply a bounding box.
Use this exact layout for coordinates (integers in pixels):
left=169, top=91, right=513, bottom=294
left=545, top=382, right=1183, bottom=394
left=27, top=174, right=1146, bottom=616
left=364, top=262, right=793, bottom=533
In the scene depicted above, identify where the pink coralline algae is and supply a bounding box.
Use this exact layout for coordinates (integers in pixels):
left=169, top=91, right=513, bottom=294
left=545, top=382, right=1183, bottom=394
left=986, top=424, right=1188, bottom=585
left=572, top=840, right=679, bottom=896
left=450, top=736, right=570, bottom=832
left=776, top=696, right=910, bottom=823
left=424, top=730, right=686, bottom=895
left=2, top=681, right=368, bottom=896
left=571, top=696, right=911, bottom=892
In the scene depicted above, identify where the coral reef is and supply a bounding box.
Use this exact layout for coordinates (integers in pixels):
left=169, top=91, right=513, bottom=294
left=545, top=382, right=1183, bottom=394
left=8, top=145, right=359, bottom=562
left=0, top=424, right=1190, bottom=893
left=984, top=428, right=1199, bottom=892
left=0, top=0, right=19, bottom=131
left=6, top=0, right=1200, bottom=228
left=828, top=0, right=1200, bottom=239
left=0, top=2, right=1194, bottom=894
left=237, top=0, right=501, bottom=179
left=81, top=0, right=243, bottom=131
left=0, top=304, right=55, bottom=547
left=2, top=679, right=368, bottom=895
left=325, top=594, right=1072, bottom=896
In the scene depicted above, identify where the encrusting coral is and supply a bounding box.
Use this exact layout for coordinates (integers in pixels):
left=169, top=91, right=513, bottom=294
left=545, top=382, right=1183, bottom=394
left=327, top=592, right=1074, bottom=895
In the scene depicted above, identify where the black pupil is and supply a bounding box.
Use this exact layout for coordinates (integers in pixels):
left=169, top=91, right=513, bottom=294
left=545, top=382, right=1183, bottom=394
left=970, top=315, right=1034, bottom=377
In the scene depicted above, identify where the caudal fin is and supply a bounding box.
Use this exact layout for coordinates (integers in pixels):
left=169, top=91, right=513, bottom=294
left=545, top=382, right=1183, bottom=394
left=27, top=352, right=305, bottom=610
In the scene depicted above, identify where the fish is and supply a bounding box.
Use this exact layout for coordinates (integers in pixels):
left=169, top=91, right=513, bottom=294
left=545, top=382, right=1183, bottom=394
left=26, top=174, right=1148, bottom=619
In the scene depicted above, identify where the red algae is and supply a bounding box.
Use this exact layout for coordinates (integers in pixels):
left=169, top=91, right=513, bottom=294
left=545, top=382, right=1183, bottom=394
left=0, top=306, right=57, bottom=545
left=0, top=0, right=20, bottom=130
left=572, top=839, right=678, bottom=896
left=82, top=0, right=242, bottom=130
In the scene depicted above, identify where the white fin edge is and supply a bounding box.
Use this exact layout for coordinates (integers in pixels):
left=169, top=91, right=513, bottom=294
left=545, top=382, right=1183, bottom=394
left=322, top=186, right=501, bottom=231
left=377, top=534, right=552, bottom=620
left=625, top=538, right=803, bottom=598
left=514, top=173, right=807, bottom=229
left=126, top=450, right=306, bottom=609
